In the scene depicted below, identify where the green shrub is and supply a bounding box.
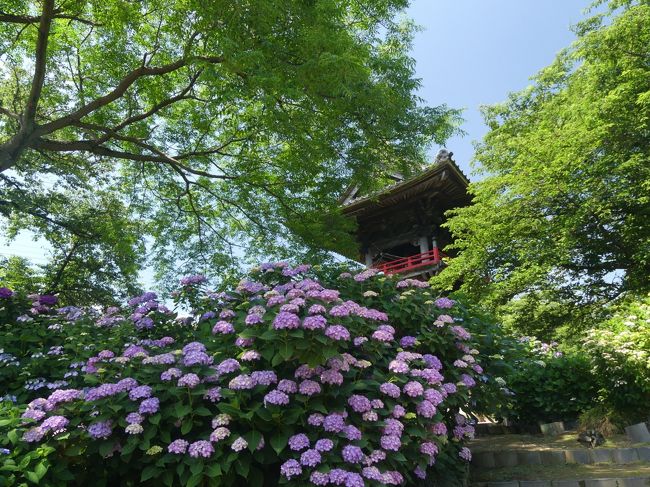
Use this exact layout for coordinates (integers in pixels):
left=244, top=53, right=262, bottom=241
left=582, top=294, right=650, bottom=423
left=0, top=265, right=486, bottom=486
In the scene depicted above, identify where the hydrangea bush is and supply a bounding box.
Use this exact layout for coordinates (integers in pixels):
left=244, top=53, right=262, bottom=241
left=0, top=265, right=484, bottom=486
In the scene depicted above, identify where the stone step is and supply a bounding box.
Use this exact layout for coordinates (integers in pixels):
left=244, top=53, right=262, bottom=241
left=472, top=477, right=650, bottom=487
left=472, top=447, right=650, bottom=468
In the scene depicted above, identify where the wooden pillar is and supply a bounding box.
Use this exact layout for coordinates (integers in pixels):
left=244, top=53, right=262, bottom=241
left=365, top=250, right=374, bottom=268
left=419, top=236, right=429, bottom=254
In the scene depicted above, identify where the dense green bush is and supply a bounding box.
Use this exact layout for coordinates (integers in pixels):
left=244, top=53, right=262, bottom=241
left=505, top=338, right=597, bottom=424
left=581, top=294, right=650, bottom=423
left=0, top=265, right=485, bottom=486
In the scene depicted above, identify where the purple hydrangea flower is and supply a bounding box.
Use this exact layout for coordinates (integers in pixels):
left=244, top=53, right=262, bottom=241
left=280, top=459, right=302, bottom=479
left=217, top=358, right=240, bottom=374
left=298, top=379, right=320, bottom=396
left=168, top=439, right=189, bottom=454
left=188, top=440, right=213, bottom=458
left=325, top=325, right=350, bottom=341
left=380, top=382, right=401, bottom=398
left=229, top=374, right=256, bottom=390
left=161, top=368, right=182, bottom=381
left=348, top=395, right=372, bottom=413
left=342, top=445, right=364, bottom=463
left=403, top=381, right=424, bottom=397
left=251, top=370, right=277, bottom=386
left=41, top=415, right=69, bottom=433
left=231, top=437, right=248, bottom=452
left=399, top=336, right=417, bottom=347
left=435, top=297, right=455, bottom=308
left=88, top=421, right=112, bottom=439
left=288, top=433, right=310, bottom=451
left=315, top=438, right=334, bottom=452
left=311, top=471, right=330, bottom=485
left=323, top=414, right=346, bottom=433
left=212, top=321, right=235, bottom=334
left=380, top=434, right=401, bottom=451
left=0, top=287, right=14, bottom=298
left=432, top=422, right=447, bottom=435
left=210, top=426, right=231, bottom=442
left=129, top=385, right=152, bottom=401
left=320, top=369, right=343, bottom=386
left=139, top=397, right=160, bottom=415
left=344, top=425, right=362, bottom=440
left=264, top=390, right=289, bottom=407
left=204, top=387, right=222, bottom=402
left=277, top=379, right=298, bottom=394
left=126, top=413, right=144, bottom=424
left=178, top=373, right=201, bottom=388
left=303, top=315, right=327, bottom=330
left=273, top=311, right=300, bottom=330
left=388, top=360, right=409, bottom=373
left=459, top=447, right=472, bottom=461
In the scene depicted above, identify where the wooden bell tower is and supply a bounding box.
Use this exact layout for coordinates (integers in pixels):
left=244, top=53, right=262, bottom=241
left=340, top=151, right=471, bottom=280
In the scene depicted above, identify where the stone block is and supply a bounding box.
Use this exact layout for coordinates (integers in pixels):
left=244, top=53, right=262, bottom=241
left=589, top=448, right=613, bottom=464
left=565, top=449, right=592, bottom=464
left=626, top=423, right=650, bottom=443
left=636, top=446, right=650, bottom=462
left=551, top=481, right=580, bottom=487
left=616, top=477, right=650, bottom=487
left=472, top=451, right=495, bottom=468
left=540, top=422, right=565, bottom=436
left=584, top=479, right=618, bottom=487
left=493, top=450, right=519, bottom=468
left=540, top=450, right=566, bottom=465
left=519, top=481, right=551, bottom=487
left=611, top=447, right=640, bottom=464
left=487, top=482, right=519, bottom=487
left=517, top=451, right=542, bottom=465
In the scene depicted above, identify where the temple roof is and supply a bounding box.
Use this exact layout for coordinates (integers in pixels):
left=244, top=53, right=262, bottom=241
left=340, top=158, right=470, bottom=217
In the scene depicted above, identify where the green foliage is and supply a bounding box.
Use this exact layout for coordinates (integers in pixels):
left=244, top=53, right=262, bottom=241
left=0, top=0, right=460, bottom=289
left=434, top=0, right=650, bottom=334
left=505, top=340, right=597, bottom=424
left=581, top=293, right=650, bottom=422
left=0, top=264, right=483, bottom=485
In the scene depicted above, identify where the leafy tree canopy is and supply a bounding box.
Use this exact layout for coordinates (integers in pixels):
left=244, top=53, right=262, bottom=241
left=433, top=0, right=650, bottom=337
left=0, top=0, right=460, bottom=294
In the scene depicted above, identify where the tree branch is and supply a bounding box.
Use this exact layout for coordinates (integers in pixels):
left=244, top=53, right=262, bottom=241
left=39, top=56, right=224, bottom=134
left=23, top=0, right=55, bottom=126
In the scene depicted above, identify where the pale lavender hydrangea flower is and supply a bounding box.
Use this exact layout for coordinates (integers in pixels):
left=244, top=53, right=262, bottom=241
left=459, top=447, right=472, bottom=461
left=188, top=440, right=213, bottom=458
left=280, top=459, right=302, bottom=479
left=41, top=415, right=69, bottom=433
left=204, top=387, right=222, bottom=402
left=311, top=471, right=330, bottom=485
left=320, top=369, right=343, bottom=385
left=229, top=374, right=256, bottom=390
left=264, top=390, right=289, bottom=407
left=303, top=315, right=327, bottom=330
left=388, top=360, right=409, bottom=373
left=323, top=414, right=346, bottom=432
left=168, top=439, right=189, bottom=454
left=210, top=427, right=231, bottom=442
left=277, top=379, right=298, bottom=394
left=325, top=325, right=350, bottom=341
left=298, top=380, right=321, bottom=396
left=273, top=311, right=300, bottom=330
left=251, top=370, right=277, bottom=386
left=380, top=382, right=400, bottom=398
left=231, top=437, right=248, bottom=451
left=178, top=373, right=201, bottom=388
left=403, top=381, right=424, bottom=397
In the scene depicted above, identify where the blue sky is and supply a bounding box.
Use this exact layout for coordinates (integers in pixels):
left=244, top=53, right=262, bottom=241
left=409, top=0, right=590, bottom=176
left=1, top=0, right=592, bottom=275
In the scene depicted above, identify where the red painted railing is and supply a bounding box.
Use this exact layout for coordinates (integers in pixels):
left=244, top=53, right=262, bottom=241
left=372, top=248, right=445, bottom=275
